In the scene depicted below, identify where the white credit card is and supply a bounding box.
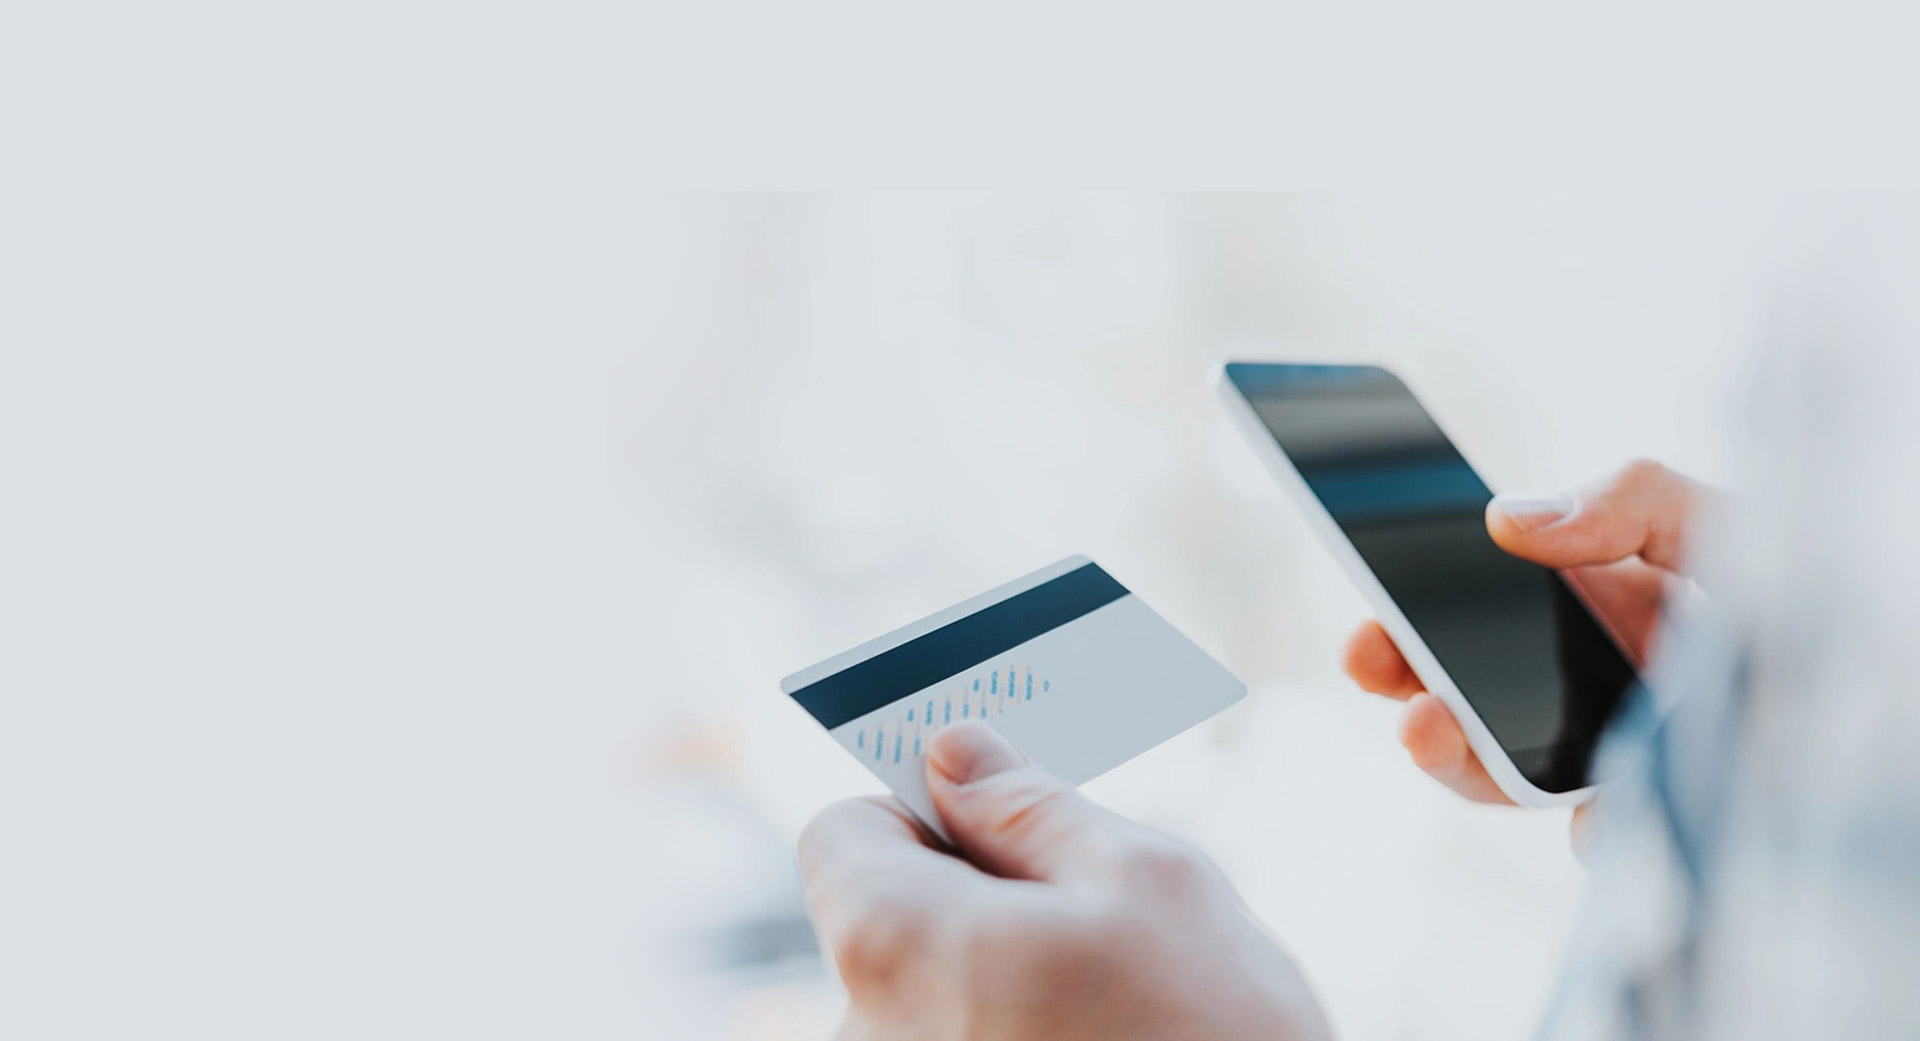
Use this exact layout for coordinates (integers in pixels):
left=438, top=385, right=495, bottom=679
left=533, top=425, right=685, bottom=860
left=781, top=555, right=1246, bottom=839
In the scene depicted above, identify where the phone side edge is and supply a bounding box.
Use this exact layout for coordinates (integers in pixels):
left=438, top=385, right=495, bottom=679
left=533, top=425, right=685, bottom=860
left=1214, top=363, right=1593, bottom=809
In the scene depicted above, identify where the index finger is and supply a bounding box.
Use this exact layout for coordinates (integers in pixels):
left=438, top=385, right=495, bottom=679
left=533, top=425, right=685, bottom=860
left=1487, top=459, right=1705, bottom=572
left=796, top=797, right=981, bottom=939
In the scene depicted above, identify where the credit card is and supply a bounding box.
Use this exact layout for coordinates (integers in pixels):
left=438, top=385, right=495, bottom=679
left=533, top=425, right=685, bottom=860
left=781, top=555, right=1246, bottom=839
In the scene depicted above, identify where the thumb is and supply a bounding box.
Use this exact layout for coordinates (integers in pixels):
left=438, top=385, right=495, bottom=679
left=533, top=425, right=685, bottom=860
left=925, top=722, right=1122, bottom=882
left=1486, top=459, right=1702, bottom=572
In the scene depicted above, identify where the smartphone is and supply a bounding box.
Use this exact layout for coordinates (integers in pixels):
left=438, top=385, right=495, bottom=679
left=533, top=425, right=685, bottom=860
left=1217, top=361, right=1642, bottom=806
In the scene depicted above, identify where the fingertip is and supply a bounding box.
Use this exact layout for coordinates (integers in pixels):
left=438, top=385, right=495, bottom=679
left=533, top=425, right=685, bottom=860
left=928, top=721, right=1026, bottom=787
left=1397, top=695, right=1519, bottom=805
left=1340, top=622, right=1379, bottom=676
left=1344, top=626, right=1374, bottom=679
left=1571, top=801, right=1596, bottom=861
left=1487, top=493, right=1575, bottom=548
left=1484, top=500, right=1524, bottom=549
left=1343, top=621, right=1423, bottom=698
left=1398, top=693, right=1467, bottom=774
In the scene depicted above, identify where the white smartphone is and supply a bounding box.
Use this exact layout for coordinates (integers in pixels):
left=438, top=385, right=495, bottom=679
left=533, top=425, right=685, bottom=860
left=1218, top=361, right=1643, bottom=807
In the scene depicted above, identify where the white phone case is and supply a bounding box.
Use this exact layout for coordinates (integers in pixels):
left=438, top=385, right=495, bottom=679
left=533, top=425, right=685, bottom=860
left=1215, top=361, right=1593, bottom=808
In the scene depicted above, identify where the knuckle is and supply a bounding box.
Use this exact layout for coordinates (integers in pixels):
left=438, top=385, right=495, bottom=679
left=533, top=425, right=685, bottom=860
left=1113, top=835, right=1212, bottom=898
left=1617, top=457, right=1669, bottom=492
left=795, top=799, right=868, bottom=878
left=973, top=772, right=1073, bottom=843
left=830, top=895, right=944, bottom=987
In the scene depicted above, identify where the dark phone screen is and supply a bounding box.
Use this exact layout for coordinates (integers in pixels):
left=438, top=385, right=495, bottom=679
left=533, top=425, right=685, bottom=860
left=1226, top=363, right=1639, bottom=792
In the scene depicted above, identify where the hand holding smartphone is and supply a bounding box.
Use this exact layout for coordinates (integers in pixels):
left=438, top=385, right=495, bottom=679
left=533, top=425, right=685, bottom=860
left=1219, top=362, right=1692, bottom=806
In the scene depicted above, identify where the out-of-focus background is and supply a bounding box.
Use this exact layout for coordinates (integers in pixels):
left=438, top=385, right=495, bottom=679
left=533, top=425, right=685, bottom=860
left=5, top=189, right=1797, bottom=1040
left=633, top=194, right=1786, bottom=1039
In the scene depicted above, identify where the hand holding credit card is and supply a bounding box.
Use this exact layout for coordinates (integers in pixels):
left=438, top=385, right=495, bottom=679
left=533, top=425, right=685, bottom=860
left=781, top=556, right=1246, bottom=839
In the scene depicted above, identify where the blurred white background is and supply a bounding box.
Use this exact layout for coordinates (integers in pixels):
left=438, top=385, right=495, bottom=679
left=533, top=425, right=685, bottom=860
left=630, top=193, right=1784, bottom=1040
left=5, top=186, right=1800, bottom=1039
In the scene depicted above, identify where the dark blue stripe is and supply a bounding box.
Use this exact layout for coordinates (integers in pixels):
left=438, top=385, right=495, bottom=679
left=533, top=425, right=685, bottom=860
left=789, top=563, right=1128, bottom=729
